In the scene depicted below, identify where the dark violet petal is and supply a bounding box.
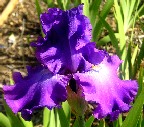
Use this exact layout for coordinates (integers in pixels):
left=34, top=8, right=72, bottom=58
left=80, top=42, right=107, bottom=66
left=74, top=55, right=138, bottom=121
left=67, top=4, right=92, bottom=42
left=3, top=66, right=70, bottom=120
left=21, top=109, right=32, bottom=121
left=40, top=8, right=63, bottom=34
left=31, top=5, right=93, bottom=73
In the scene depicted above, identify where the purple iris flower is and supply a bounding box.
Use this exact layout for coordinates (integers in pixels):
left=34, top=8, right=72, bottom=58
left=3, top=5, right=138, bottom=121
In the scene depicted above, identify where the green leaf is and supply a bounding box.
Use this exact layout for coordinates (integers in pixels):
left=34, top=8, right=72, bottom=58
left=127, top=42, right=132, bottom=79
left=99, top=16, right=120, bottom=55
left=97, top=33, right=119, bottom=46
left=57, top=108, right=69, bottom=127
left=139, top=4, right=144, bottom=17
left=121, top=0, right=141, bottom=33
left=121, top=70, right=144, bottom=127
left=57, top=0, right=64, bottom=10
left=114, top=0, right=128, bottom=79
left=35, top=0, right=42, bottom=19
left=19, top=114, right=33, bottom=127
left=133, top=40, right=144, bottom=78
left=81, top=0, right=89, bottom=17
left=0, top=113, right=11, bottom=127
left=46, top=0, right=54, bottom=7
left=141, top=117, right=144, bottom=127
left=89, top=0, right=102, bottom=27
left=63, top=0, right=71, bottom=10
left=98, top=119, right=109, bottom=127
left=35, top=0, right=44, bottom=36
left=73, top=118, right=79, bottom=127
left=131, top=45, right=138, bottom=67
left=137, top=67, right=144, bottom=96
left=74, top=0, right=81, bottom=7
left=113, top=114, right=122, bottom=127
left=114, top=0, right=126, bottom=56
left=85, top=116, right=94, bottom=127
left=73, top=116, right=85, bottom=127
left=3, top=100, right=25, bottom=127
left=49, top=109, right=56, bottom=127
left=92, top=0, right=114, bottom=41
left=136, top=40, right=144, bottom=70
left=43, top=108, right=51, bottom=127
left=136, top=112, right=143, bottom=127
left=62, top=101, right=71, bottom=124
left=43, top=108, right=56, bottom=127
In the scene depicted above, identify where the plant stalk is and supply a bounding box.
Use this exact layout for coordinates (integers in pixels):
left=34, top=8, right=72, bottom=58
left=77, top=115, right=85, bottom=127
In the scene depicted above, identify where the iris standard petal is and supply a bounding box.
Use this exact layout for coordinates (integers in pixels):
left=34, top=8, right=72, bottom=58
left=3, top=66, right=70, bottom=120
left=74, top=55, right=138, bottom=120
left=31, top=5, right=93, bottom=73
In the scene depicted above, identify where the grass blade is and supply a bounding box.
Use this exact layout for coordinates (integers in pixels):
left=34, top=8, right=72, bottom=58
left=57, top=108, right=69, bottom=127
left=19, top=114, right=33, bottom=127
left=99, top=16, right=120, bottom=55
left=131, top=45, right=138, bottom=67
left=92, top=0, right=114, bottom=41
left=35, top=0, right=42, bottom=19
left=89, top=0, right=102, bottom=27
left=97, top=33, right=119, bottom=46
left=43, top=108, right=51, bottom=127
left=62, top=101, right=71, bottom=124
left=49, top=109, right=56, bottom=127
left=0, top=113, right=11, bottom=127
left=81, top=0, right=89, bottom=17
left=133, top=40, right=144, bottom=78
left=57, top=0, right=64, bottom=10
left=3, top=100, right=25, bottom=127
left=85, top=116, right=94, bottom=127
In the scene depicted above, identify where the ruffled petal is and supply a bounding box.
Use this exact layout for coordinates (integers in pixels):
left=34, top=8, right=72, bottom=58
left=31, top=5, right=93, bottom=73
left=3, top=66, right=70, bottom=120
left=74, top=55, right=138, bottom=120
left=40, top=8, right=63, bottom=34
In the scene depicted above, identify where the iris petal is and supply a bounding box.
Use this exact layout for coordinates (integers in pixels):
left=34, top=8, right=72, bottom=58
left=3, top=66, right=70, bottom=120
left=31, top=5, right=92, bottom=73
left=74, top=55, right=138, bottom=120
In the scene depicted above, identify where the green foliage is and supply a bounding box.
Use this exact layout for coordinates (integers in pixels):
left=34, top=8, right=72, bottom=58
left=43, top=107, right=51, bottom=127
left=19, top=115, right=33, bottom=127
left=85, top=116, right=95, bottom=127
left=43, top=101, right=71, bottom=127
left=35, top=0, right=42, bottom=19
left=3, top=100, right=25, bottom=127
left=0, top=113, right=11, bottom=127
left=92, top=0, right=114, bottom=42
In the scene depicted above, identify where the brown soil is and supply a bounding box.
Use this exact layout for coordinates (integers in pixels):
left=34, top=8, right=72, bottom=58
left=0, top=0, right=42, bottom=86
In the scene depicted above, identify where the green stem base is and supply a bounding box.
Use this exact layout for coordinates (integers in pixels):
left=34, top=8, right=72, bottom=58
left=77, top=115, right=85, bottom=127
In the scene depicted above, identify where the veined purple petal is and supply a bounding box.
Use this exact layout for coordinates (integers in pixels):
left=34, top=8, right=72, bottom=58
left=3, top=66, right=70, bottom=120
left=74, top=55, right=138, bottom=120
left=31, top=5, right=93, bottom=73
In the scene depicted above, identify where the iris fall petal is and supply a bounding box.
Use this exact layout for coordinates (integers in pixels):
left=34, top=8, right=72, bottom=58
left=74, top=55, right=138, bottom=120
left=3, top=66, right=70, bottom=120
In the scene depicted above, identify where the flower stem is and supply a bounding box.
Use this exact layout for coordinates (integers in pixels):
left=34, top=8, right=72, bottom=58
left=77, top=115, right=85, bottom=127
